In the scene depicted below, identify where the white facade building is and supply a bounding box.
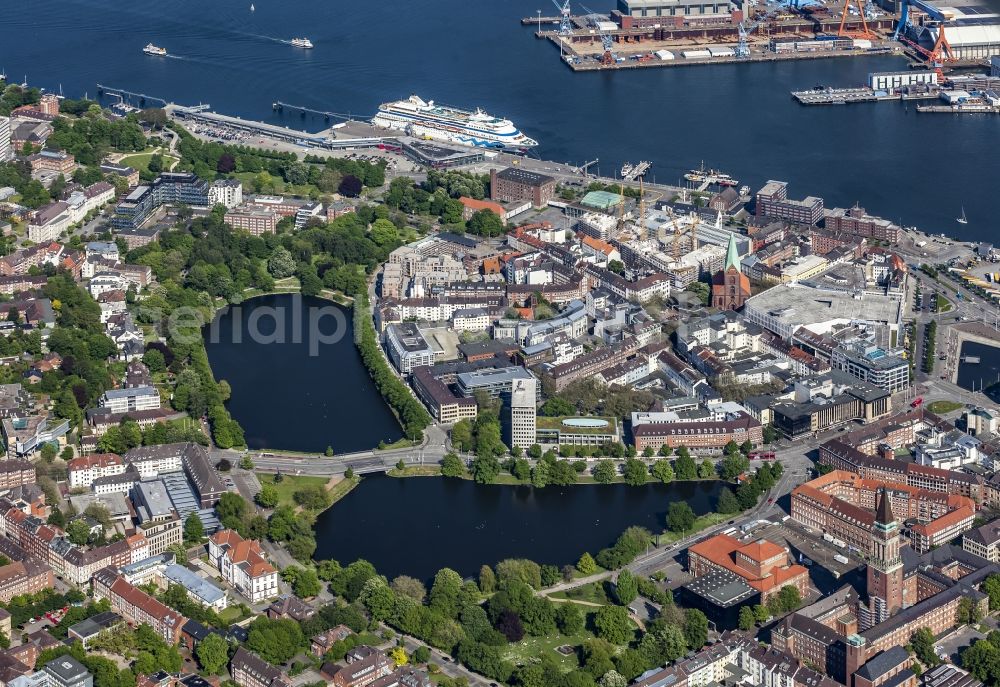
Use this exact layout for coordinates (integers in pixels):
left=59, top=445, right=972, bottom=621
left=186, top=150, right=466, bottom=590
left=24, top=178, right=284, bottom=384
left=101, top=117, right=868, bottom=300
left=208, top=179, right=243, bottom=209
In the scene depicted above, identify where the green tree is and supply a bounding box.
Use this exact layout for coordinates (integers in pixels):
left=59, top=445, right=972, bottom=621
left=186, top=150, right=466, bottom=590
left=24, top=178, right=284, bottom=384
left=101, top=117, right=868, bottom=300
left=466, top=209, right=504, bottom=237
left=183, top=512, right=204, bottom=542
left=593, top=460, right=617, bottom=484
left=593, top=605, right=633, bottom=645
left=684, top=609, right=709, bottom=650
left=958, top=597, right=983, bottom=625
left=195, top=632, right=229, bottom=674
left=556, top=602, right=585, bottom=635
left=622, top=458, right=647, bottom=486
left=667, top=502, right=696, bottom=534
left=738, top=606, right=756, bottom=631
left=674, top=452, right=697, bottom=480
left=698, top=459, right=715, bottom=479
left=577, top=552, right=598, bottom=575
left=753, top=604, right=769, bottom=623
left=439, top=453, right=463, bottom=478
left=778, top=585, right=801, bottom=613
left=962, top=639, right=1000, bottom=682
left=429, top=568, right=464, bottom=618
left=256, top=484, right=279, bottom=508
left=720, top=452, right=750, bottom=480
left=267, top=245, right=296, bottom=278
left=651, top=459, right=674, bottom=484
left=717, top=487, right=741, bottom=514
left=66, top=519, right=90, bottom=546
left=471, top=453, right=500, bottom=484
left=982, top=574, right=1000, bottom=611
left=910, top=627, right=939, bottom=667
left=246, top=617, right=304, bottom=665
left=479, top=565, right=496, bottom=594
left=615, top=570, right=638, bottom=605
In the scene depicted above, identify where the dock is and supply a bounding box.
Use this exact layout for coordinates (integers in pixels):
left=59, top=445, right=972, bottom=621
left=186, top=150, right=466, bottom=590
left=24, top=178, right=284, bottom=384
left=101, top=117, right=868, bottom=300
left=917, top=103, right=1000, bottom=113
left=791, top=86, right=939, bottom=105
left=962, top=356, right=982, bottom=363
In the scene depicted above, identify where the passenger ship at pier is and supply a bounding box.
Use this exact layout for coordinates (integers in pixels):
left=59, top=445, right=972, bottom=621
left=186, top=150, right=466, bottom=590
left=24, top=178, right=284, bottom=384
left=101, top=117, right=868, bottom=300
left=372, top=95, right=538, bottom=150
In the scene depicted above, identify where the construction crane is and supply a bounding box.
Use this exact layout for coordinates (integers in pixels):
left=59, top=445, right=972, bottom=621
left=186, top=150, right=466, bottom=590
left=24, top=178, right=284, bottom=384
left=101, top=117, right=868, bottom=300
left=898, top=31, right=953, bottom=74
left=893, top=0, right=949, bottom=39
left=735, top=20, right=761, bottom=58
left=579, top=4, right=616, bottom=64
left=838, top=0, right=876, bottom=38
left=551, top=0, right=573, bottom=35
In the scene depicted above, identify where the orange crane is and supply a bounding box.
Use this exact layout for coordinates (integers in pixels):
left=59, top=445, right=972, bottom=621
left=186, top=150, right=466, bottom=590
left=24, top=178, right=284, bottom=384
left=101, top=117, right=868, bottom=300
left=837, top=0, right=876, bottom=39
left=898, top=29, right=953, bottom=76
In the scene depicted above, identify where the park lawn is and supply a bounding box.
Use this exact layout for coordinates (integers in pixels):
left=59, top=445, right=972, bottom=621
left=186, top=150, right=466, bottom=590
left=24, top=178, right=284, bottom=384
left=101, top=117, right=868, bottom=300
left=936, top=294, right=952, bottom=312
left=503, top=608, right=596, bottom=671
left=218, top=605, right=246, bottom=624
left=377, top=437, right=420, bottom=451
left=927, top=400, right=963, bottom=414
left=118, top=152, right=179, bottom=172
left=257, top=473, right=333, bottom=508
left=549, top=581, right=612, bottom=605
left=660, top=511, right=731, bottom=544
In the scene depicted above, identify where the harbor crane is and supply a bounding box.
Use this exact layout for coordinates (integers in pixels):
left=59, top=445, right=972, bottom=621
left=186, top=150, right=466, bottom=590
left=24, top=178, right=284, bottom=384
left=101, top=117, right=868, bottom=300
left=837, top=0, right=876, bottom=38
left=551, top=0, right=573, bottom=34
left=735, top=20, right=761, bottom=58
left=579, top=4, right=617, bottom=64
left=893, top=0, right=950, bottom=40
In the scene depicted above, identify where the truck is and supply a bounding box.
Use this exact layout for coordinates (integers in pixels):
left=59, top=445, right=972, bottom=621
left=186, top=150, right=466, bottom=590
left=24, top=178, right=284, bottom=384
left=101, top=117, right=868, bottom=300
left=834, top=554, right=849, bottom=565
left=823, top=532, right=835, bottom=543
left=831, top=538, right=847, bottom=549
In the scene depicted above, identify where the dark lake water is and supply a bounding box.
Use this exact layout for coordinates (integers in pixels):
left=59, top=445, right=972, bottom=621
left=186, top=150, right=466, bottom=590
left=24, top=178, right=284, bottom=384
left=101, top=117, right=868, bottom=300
left=957, top=340, right=1000, bottom=395
left=203, top=293, right=403, bottom=453
left=313, top=474, right=725, bottom=581
left=7, top=0, right=1000, bottom=238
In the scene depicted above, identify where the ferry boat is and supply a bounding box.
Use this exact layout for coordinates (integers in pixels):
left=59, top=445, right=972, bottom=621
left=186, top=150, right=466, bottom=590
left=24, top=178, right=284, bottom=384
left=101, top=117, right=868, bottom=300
left=372, top=95, right=538, bottom=150
left=143, top=44, right=167, bottom=56
left=289, top=38, right=313, bottom=48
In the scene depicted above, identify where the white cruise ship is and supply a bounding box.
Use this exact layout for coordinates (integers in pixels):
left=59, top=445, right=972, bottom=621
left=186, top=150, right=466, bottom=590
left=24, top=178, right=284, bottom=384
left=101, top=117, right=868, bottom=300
left=143, top=44, right=167, bottom=56
left=372, top=95, right=537, bottom=150
left=289, top=37, right=313, bottom=48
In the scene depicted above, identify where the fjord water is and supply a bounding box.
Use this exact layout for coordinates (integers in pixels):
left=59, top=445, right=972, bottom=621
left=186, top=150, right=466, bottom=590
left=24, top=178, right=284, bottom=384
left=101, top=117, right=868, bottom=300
left=312, top=474, right=725, bottom=580
left=203, top=294, right=403, bottom=453
left=9, top=0, right=1000, bottom=236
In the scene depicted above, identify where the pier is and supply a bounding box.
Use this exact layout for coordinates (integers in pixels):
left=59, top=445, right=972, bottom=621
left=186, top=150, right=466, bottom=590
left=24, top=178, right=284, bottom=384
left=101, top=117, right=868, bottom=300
left=96, top=84, right=167, bottom=107
left=962, top=356, right=982, bottom=363
left=271, top=101, right=362, bottom=121
left=791, top=86, right=939, bottom=105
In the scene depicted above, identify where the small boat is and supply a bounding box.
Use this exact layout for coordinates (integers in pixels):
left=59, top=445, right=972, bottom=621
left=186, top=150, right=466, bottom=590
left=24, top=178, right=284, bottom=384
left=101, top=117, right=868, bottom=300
left=250, top=2, right=255, bottom=9
left=289, top=37, right=313, bottom=48
left=957, top=206, right=968, bottom=224
left=143, top=43, right=167, bottom=56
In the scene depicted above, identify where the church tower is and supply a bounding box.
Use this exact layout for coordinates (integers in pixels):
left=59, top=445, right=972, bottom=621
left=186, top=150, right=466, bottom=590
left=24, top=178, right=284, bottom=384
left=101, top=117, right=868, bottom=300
left=865, top=489, right=903, bottom=627
left=711, top=233, right=751, bottom=310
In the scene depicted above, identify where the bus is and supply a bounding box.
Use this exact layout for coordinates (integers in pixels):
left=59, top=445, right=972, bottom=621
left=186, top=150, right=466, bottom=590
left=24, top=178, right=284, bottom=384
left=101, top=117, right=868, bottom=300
left=749, top=450, right=776, bottom=461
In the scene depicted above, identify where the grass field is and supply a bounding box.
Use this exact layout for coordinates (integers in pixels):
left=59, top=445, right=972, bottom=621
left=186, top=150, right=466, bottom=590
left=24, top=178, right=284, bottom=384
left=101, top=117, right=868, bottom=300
left=118, top=151, right=179, bottom=172
left=549, top=581, right=612, bottom=605
left=257, top=473, right=332, bottom=507
left=387, top=465, right=441, bottom=477
left=660, top=511, right=731, bottom=544
left=927, top=400, right=964, bottom=414
left=502, top=605, right=599, bottom=671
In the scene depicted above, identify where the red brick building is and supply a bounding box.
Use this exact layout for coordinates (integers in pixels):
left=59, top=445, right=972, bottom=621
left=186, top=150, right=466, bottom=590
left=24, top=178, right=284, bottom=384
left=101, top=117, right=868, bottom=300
left=688, top=533, right=810, bottom=602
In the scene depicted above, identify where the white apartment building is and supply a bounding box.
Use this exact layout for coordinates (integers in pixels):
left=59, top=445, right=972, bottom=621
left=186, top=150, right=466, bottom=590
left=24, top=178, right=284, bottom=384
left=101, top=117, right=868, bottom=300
left=0, top=117, right=11, bottom=163
left=98, top=386, right=161, bottom=414
left=67, top=453, right=126, bottom=488
left=208, top=529, right=279, bottom=603
left=209, top=179, right=243, bottom=209
left=506, top=377, right=537, bottom=450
